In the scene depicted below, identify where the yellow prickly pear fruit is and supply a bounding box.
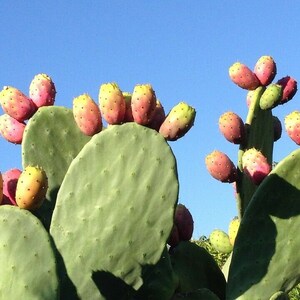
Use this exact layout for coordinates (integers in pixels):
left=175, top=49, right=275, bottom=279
left=228, top=216, right=240, bottom=246
left=16, top=166, right=48, bottom=210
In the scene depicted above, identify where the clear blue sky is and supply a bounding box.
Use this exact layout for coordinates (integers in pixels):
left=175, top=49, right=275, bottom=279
left=1, top=1, right=300, bottom=237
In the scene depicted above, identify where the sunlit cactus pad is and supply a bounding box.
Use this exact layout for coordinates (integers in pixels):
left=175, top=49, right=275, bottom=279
left=50, top=123, right=179, bottom=299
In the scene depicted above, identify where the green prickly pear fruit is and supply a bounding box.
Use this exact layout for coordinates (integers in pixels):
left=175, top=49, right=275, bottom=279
left=73, top=93, right=102, bottom=136
left=205, top=150, right=237, bottom=183
left=259, top=83, right=282, bottom=110
left=159, top=102, right=196, bottom=141
left=148, top=100, right=166, bottom=131
left=122, top=92, right=134, bottom=122
left=0, top=86, right=36, bottom=121
left=99, top=82, right=125, bottom=125
left=229, top=62, right=260, bottom=90
left=209, top=229, right=233, bottom=254
left=29, top=73, right=56, bottom=107
left=254, top=55, right=277, bottom=86
left=273, top=116, right=282, bottom=142
left=242, top=147, right=271, bottom=185
left=277, top=76, right=297, bottom=104
left=16, top=166, right=48, bottom=210
left=218, top=111, right=245, bottom=144
left=228, top=216, right=240, bottom=246
left=131, top=84, right=157, bottom=125
left=284, top=111, right=300, bottom=145
left=0, top=114, right=26, bottom=144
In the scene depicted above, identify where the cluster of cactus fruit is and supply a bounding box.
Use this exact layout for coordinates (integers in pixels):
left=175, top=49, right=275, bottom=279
left=0, top=54, right=299, bottom=300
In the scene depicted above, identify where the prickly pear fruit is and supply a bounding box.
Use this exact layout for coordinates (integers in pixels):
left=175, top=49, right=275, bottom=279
left=0, top=86, right=36, bottom=121
left=229, top=62, right=260, bottom=90
left=242, top=147, right=271, bottom=185
left=277, top=76, right=297, bottom=104
left=167, top=224, right=180, bottom=248
left=284, top=110, right=300, bottom=145
left=205, top=150, right=237, bottom=183
left=228, top=216, right=240, bottom=246
left=218, top=111, right=245, bottom=144
left=29, top=73, right=56, bottom=107
left=273, top=116, right=282, bottom=142
left=148, top=100, right=166, bottom=131
left=131, top=84, right=157, bottom=125
left=1, top=168, right=21, bottom=206
left=259, top=83, right=282, bottom=110
left=0, top=172, right=2, bottom=204
left=73, top=93, right=102, bottom=136
left=209, top=229, right=233, bottom=254
left=159, top=102, right=196, bottom=141
left=122, top=92, right=134, bottom=122
left=16, top=166, right=48, bottom=210
left=253, top=55, right=277, bottom=86
left=0, top=114, right=26, bottom=144
left=98, top=82, right=125, bottom=125
left=175, top=204, right=194, bottom=241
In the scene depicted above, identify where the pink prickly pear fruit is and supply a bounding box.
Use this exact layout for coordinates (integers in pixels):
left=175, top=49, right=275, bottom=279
left=159, top=102, right=196, bottom=141
left=99, top=82, right=125, bottom=125
left=174, top=204, right=194, bottom=241
left=259, top=84, right=282, bottom=110
left=0, top=172, right=2, bottom=204
left=1, top=168, right=21, bottom=206
left=16, top=166, right=48, bottom=210
left=167, top=224, right=180, bottom=248
left=131, top=84, right=157, bottom=125
left=273, top=116, right=282, bottom=142
left=29, top=73, right=56, bottom=108
left=205, top=150, right=237, bottom=183
left=228, top=216, right=240, bottom=246
left=148, top=100, right=166, bottom=131
left=242, top=148, right=271, bottom=185
left=0, top=86, right=36, bottom=121
left=0, top=114, right=26, bottom=144
left=73, top=93, right=102, bottom=136
left=218, top=111, right=245, bottom=144
left=284, top=111, right=300, bottom=145
left=229, top=62, right=261, bottom=90
left=276, top=76, right=297, bottom=104
left=122, top=92, right=134, bottom=122
left=253, top=55, right=277, bottom=86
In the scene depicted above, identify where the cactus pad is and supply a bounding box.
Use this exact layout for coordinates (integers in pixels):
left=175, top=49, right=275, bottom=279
left=0, top=206, right=59, bottom=299
left=50, top=123, right=179, bottom=299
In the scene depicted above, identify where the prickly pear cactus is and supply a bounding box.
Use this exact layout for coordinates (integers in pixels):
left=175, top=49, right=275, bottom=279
left=0, top=206, right=59, bottom=299
left=227, top=149, right=300, bottom=299
left=50, top=123, right=179, bottom=299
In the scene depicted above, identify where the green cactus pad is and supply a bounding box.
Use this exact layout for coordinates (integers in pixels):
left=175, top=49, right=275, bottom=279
left=169, top=241, right=226, bottom=300
left=22, top=106, right=91, bottom=228
left=171, top=288, right=221, bottom=300
left=50, top=123, right=179, bottom=299
left=227, top=148, right=300, bottom=299
left=0, top=206, right=59, bottom=299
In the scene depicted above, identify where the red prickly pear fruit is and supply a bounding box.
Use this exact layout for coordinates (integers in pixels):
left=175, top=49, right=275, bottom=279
left=0, top=86, right=36, bottom=121
left=228, top=217, right=240, bottom=246
left=242, top=148, right=271, bottom=185
left=253, top=55, right=277, bottom=86
left=159, top=102, right=196, bottom=141
left=259, top=83, right=282, bottom=110
left=131, top=84, right=157, bottom=125
left=229, top=62, right=261, bottom=90
left=167, top=224, right=180, bottom=248
left=205, top=150, right=237, bottom=183
left=16, top=166, right=48, bottom=210
left=174, top=203, right=194, bottom=241
left=0, top=172, right=2, bottom=204
left=276, top=76, right=297, bottom=104
left=73, top=93, right=102, bottom=136
left=284, top=111, right=300, bottom=145
left=122, top=92, right=134, bottom=122
left=29, top=73, right=56, bottom=108
left=0, top=114, right=26, bottom=144
left=1, top=168, right=21, bottom=206
left=273, top=116, right=282, bottom=142
left=98, top=82, right=125, bottom=125
left=148, top=100, right=166, bottom=131
left=218, top=111, right=245, bottom=144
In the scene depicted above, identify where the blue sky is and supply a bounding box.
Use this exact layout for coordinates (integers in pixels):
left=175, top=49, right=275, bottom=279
left=1, top=1, right=300, bottom=237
